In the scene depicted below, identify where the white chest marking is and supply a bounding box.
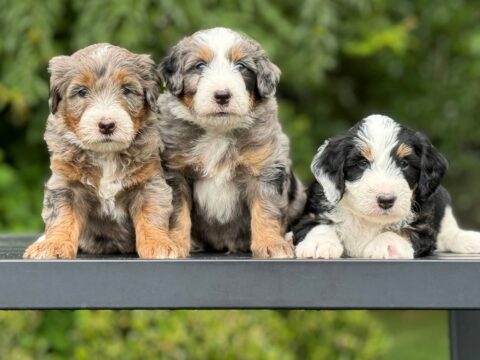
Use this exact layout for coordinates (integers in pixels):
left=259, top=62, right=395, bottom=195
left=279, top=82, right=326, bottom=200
left=192, top=134, right=235, bottom=181
left=96, top=156, right=125, bottom=221
left=191, top=133, right=240, bottom=224
left=330, top=206, right=386, bottom=257
left=194, top=178, right=239, bottom=224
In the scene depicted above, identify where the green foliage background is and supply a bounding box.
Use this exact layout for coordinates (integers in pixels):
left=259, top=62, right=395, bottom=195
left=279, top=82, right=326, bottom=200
left=0, top=0, right=479, bottom=231
left=0, top=310, right=388, bottom=359
left=0, top=0, right=475, bottom=358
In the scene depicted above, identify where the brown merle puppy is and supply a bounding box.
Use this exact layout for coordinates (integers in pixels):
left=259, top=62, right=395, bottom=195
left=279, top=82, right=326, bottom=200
left=158, top=28, right=305, bottom=258
left=23, top=43, right=184, bottom=259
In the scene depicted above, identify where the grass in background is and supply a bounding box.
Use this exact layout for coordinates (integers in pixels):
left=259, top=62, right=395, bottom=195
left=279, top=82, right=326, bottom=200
left=374, top=310, right=449, bottom=360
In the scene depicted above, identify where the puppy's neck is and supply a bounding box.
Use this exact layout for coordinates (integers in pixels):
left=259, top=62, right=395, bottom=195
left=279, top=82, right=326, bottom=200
left=335, top=203, right=386, bottom=233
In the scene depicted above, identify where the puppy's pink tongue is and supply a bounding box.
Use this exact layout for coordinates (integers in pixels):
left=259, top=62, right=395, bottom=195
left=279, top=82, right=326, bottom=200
left=387, top=245, right=399, bottom=258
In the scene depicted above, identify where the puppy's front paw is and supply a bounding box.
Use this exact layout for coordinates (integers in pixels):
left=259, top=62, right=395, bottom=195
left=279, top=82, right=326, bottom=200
left=169, top=232, right=191, bottom=258
left=137, top=240, right=188, bottom=259
left=362, top=231, right=414, bottom=259
left=295, top=226, right=343, bottom=259
left=251, top=238, right=295, bottom=259
left=23, top=238, right=77, bottom=259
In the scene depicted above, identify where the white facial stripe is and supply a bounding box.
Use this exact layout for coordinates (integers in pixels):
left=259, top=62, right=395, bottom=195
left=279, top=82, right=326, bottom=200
left=94, top=90, right=121, bottom=108
left=91, top=44, right=111, bottom=61
left=355, top=114, right=402, bottom=177
left=195, top=28, right=241, bottom=57
left=340, top=114, right=414, bottom=225
left=190, top=28, right=252, bottom=131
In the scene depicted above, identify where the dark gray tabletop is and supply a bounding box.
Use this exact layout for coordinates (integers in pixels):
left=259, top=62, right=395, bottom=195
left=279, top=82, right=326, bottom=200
left=2, top=234, right=480, bottom=310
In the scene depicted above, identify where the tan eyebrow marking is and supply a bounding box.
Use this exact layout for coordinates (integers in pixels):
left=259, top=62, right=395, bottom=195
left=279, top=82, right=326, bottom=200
left=229, top=46, right=246, bottom=63
left=113, top=69, right=131, bottom=84
left=71, top=71, right=96, bottom=88
left=359, top=144, right=374, bottom=162
left=397, top=143, right=413, bottom=158
left=196, top=46, right=214, bottom=63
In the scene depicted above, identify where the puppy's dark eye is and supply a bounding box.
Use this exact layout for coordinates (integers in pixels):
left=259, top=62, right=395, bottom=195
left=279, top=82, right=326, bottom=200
left=356, top=159, right=370, bottom=170
left=398, top=159, right=409, bottom=169
left=77, top=88, right=89, bottom=98
left=234, top=62, right=247, bottom=71
left=121, top=87, right=132, bottom=96
left=195, top=62, right=207, bottom=72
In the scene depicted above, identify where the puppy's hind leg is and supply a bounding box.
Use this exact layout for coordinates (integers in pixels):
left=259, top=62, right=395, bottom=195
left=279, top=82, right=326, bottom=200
left=437, top=206, right=480, bottom=254
left=167, top=173, right=192, bottom=256
left=169, top=198, right=192, bottom=257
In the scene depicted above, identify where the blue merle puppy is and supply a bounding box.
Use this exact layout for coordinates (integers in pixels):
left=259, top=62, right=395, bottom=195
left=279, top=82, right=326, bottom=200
left=158, top=28, right=306, bottom=258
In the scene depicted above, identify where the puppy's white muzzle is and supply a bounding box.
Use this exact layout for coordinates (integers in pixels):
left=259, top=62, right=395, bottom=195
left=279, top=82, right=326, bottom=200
left=77, top=104, right=134, bottom=152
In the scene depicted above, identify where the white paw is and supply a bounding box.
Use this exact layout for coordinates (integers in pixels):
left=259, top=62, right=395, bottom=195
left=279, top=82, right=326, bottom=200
left=295, top=225, right=343, bottom=259
left=447, top=230, right=480, bottom=254
left=36, top=234, right=45, bottom=242
left=362, top=231, right=414, bottom=259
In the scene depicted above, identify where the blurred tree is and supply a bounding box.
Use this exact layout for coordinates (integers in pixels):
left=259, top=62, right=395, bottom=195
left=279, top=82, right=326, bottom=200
left=0, top=0, right=479, bottom=231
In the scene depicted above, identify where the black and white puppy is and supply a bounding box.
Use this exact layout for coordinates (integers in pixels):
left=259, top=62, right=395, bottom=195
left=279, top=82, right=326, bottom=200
left=293, top=114, right=480, bottom=259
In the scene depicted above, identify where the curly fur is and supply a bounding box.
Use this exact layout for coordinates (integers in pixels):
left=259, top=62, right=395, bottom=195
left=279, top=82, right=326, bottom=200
left=23, top=43, right=184, bottom=259
left=293, top=114, right=480, bottom=259
left=158, top=28, right=305, bottom=257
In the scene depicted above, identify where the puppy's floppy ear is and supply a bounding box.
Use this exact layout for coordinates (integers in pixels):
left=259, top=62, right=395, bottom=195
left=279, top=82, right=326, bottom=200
left=136, top=54, right=161, bottom=113
left=158, top=47, right=184, bottom=96
left=48, top=55, right=71, bottom=114
left=255, top=54, right=281, bottom=98
left=311, top=135, right=350, bottom=205
left=416, top=132, right=448, bottom=201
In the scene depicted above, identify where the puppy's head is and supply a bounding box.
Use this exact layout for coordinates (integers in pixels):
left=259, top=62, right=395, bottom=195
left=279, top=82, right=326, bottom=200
left=158, top=27, right=281, bottom=131
left=311, top=115, right=448, bottom=224
left=48, top=43, right=160, bottom=153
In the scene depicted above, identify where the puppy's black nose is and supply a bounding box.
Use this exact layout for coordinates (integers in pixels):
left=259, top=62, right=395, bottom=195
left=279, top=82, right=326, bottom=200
left=98, top=120, right=116, bottom=135
left=377, top=195, right=397, bottom=210
left=214, top=90, right=231, bottom=105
